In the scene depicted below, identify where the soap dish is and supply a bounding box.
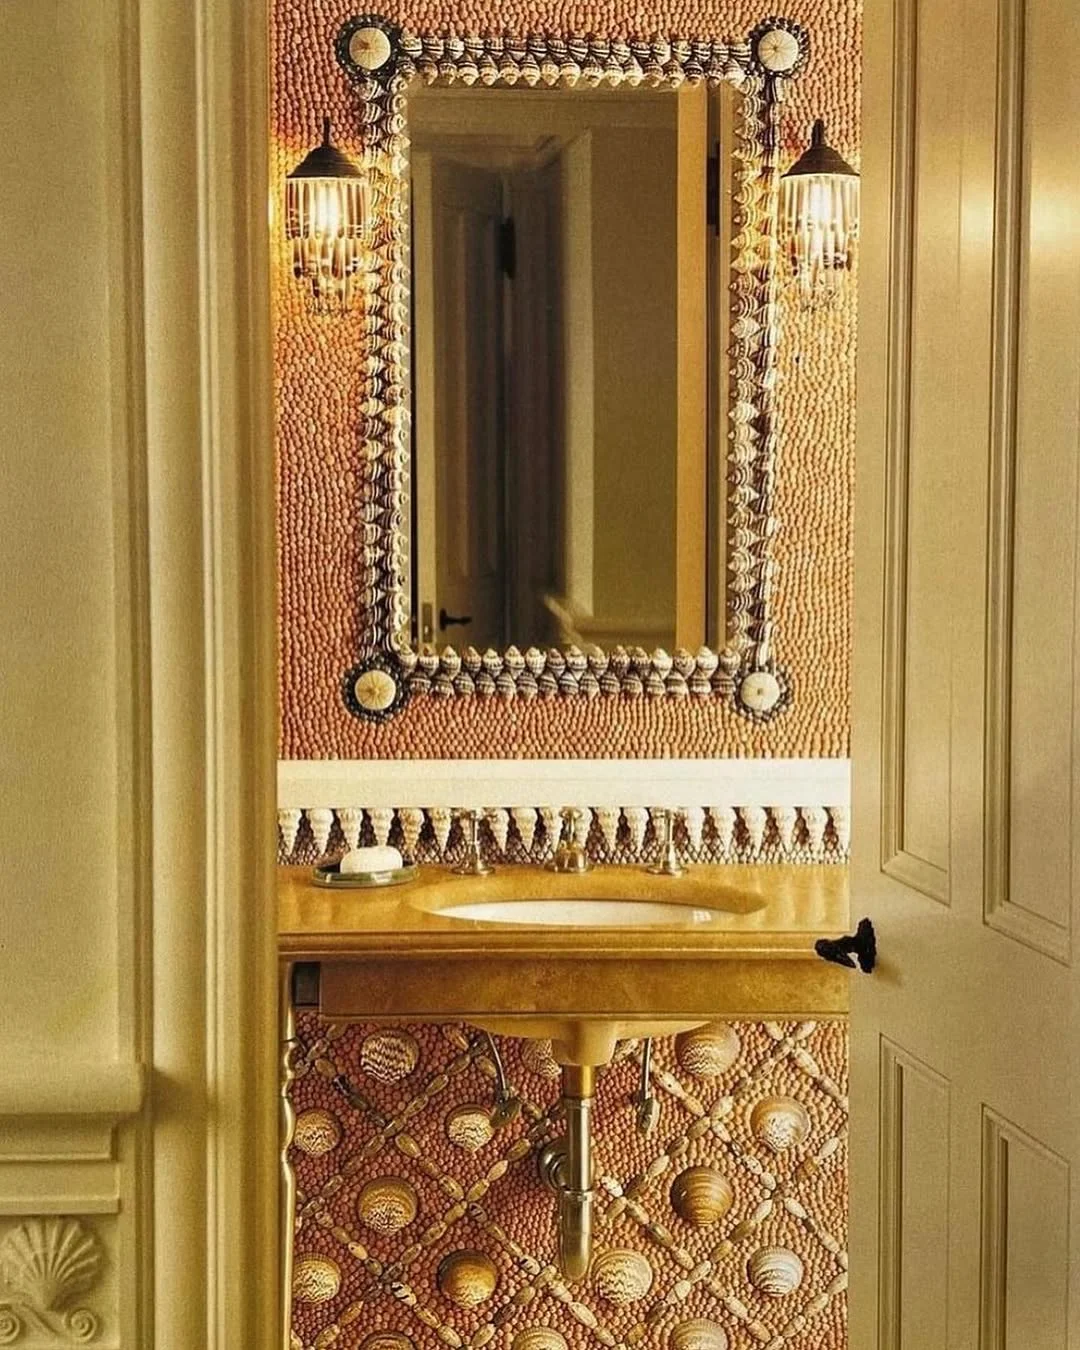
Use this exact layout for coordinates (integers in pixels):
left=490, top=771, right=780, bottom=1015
left=313, top=862, right=419, bottom=889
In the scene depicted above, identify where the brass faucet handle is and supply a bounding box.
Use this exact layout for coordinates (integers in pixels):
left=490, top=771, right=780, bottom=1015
left=547, top=807, right=592, bottom=873
left=452, top=808, right=494, bottom=876
left=647, top=808, right=685, bottom=877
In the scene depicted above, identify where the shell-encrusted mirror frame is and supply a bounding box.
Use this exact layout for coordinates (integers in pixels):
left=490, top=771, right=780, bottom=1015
left=333, top=14, right=808, bottom=722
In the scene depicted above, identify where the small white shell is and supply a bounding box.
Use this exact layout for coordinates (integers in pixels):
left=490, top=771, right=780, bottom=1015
left=512, top=1331, right=569, bottom=1350
left=676, top=1023, right=741, bottom=1077
left=292, top=1255, right=342, bottom=1303
left=293, top=1108, right=341, bottom=1156
left=446, top=1104, right=495, bottom=1152
left=357, top=1177, right=418, bottom=1233
left=669, top=1318, right=729, bottom=1350
left=749, top=1096, right=812, bottom=1153
left=592, top=1249, right=654, bottom=1304
left=747, top=1246, right=804, bottom=1297
left=360, top=1029, right=419, bottom=1082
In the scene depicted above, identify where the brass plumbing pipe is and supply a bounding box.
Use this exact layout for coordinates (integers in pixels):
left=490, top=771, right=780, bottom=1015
left=538, top=1064, right=596, bottom=1281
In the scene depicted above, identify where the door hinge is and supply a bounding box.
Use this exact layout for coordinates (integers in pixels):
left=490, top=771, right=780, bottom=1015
left=499, top=216, right=516, bottom=279
left=706, top=151, right=720, bottom=234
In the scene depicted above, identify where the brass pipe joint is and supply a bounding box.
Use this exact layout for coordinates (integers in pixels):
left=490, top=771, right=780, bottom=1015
left=537, top=1065, right=596, bottom=1281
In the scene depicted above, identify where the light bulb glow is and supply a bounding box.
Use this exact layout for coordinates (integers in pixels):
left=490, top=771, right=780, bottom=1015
left=779, top=171, right=860, bottom=307
left=285, top=175, right=373, bottom=312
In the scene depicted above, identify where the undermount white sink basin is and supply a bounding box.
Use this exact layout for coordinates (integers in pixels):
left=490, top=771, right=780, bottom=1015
left=434, top=897, right=726, bottom=927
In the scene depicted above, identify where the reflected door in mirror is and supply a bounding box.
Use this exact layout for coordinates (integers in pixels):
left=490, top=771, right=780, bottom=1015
left=410, top=85, right=720, bottom=655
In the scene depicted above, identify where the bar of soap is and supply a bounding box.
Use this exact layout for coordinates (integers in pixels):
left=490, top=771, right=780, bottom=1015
left=340, top=845, right=403, bottom=874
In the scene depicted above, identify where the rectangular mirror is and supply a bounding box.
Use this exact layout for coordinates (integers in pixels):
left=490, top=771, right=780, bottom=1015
left=408, top=83, right=732, bottom=653
left=331, top=20, right=804, bottom=716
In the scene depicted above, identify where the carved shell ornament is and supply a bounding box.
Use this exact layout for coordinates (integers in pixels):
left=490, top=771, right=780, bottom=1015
left=749, top=17, right=809, bottom=77
left=445, top=1103, right=495, bottom=1152
left=335, top=13, right=402, bottom=83
left=0, top=1218, right=103, bottom=1343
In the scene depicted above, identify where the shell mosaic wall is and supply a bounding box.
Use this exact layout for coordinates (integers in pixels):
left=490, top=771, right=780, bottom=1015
left=287, top=1016, right=848, bottom=1348
left=272, top=0, right=860, bottom=761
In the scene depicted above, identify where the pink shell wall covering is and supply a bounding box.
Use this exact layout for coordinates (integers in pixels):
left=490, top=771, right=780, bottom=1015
left=287, top=1017, right=848, bottom=1348
left=272, top=0, right=859, bottom=760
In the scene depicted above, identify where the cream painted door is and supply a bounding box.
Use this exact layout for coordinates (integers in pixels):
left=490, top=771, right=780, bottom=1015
left=413, top=155, right=508, bottom=650
left=850, top=0, right=1080, bottom=1344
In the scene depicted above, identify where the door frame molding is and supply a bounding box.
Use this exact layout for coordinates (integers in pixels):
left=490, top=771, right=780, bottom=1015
left=139, top=0, right=278, bottom=1342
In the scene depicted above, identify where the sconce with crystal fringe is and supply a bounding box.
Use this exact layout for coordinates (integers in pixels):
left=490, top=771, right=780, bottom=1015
left=780, top=119, right=859, bottom=307
left=285, top=118, right=371, bottom=312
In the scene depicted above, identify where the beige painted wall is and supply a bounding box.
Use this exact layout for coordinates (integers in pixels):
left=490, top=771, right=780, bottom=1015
left=0, top=1, right=278, bottom=1345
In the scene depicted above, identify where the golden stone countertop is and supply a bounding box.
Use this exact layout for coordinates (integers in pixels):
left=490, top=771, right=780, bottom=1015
left=279, top=863, right=850, bottom=1024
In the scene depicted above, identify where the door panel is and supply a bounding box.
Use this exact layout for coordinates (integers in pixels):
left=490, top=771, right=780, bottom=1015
left=980, top=1110, right=1070, bottom=1350
left=878, top=1041, right=951, bottom=1350
left=852, top=0, right=1080, bottom=1344
left=984, top=0, right=1080, bottom=963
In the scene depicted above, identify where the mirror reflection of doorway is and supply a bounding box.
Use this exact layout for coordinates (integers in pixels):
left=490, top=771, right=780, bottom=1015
left=410, top=85, right=723, bottom=654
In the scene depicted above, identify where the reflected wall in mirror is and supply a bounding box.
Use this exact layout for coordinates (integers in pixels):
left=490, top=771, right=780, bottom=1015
left=333, top=18, right=808, bottom=719
left=410, top=84, right=724, bottom=654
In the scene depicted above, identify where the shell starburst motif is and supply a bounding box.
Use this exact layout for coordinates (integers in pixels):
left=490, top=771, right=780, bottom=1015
left=591, top=1249, right=654, bottom=1304
left=293, top=1107, right=341, bottom=1156
left=675, top=1023, right=741, bottom=1077
left=358, top=1177, right=418, bottom=1233
left=292, top=1255, right=342, bottom=1304
left=359, top=1029, right=419, bottom=1083
left=749, top=1096, right=812, bottom=1153
left=0, top=1218, right=102, bottom=1312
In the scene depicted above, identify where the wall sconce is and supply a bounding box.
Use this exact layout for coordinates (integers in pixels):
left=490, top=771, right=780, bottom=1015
left=780, top=119, right=860, bottom=307
left=285, top=118, right=371, bottom=312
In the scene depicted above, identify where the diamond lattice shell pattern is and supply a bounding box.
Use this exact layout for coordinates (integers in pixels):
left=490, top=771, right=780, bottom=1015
left=286, top=1015, right=847, bottom=1347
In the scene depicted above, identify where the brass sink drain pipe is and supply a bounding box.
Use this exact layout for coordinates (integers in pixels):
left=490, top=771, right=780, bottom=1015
left=537, top=1064, right=596, bottom=1281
